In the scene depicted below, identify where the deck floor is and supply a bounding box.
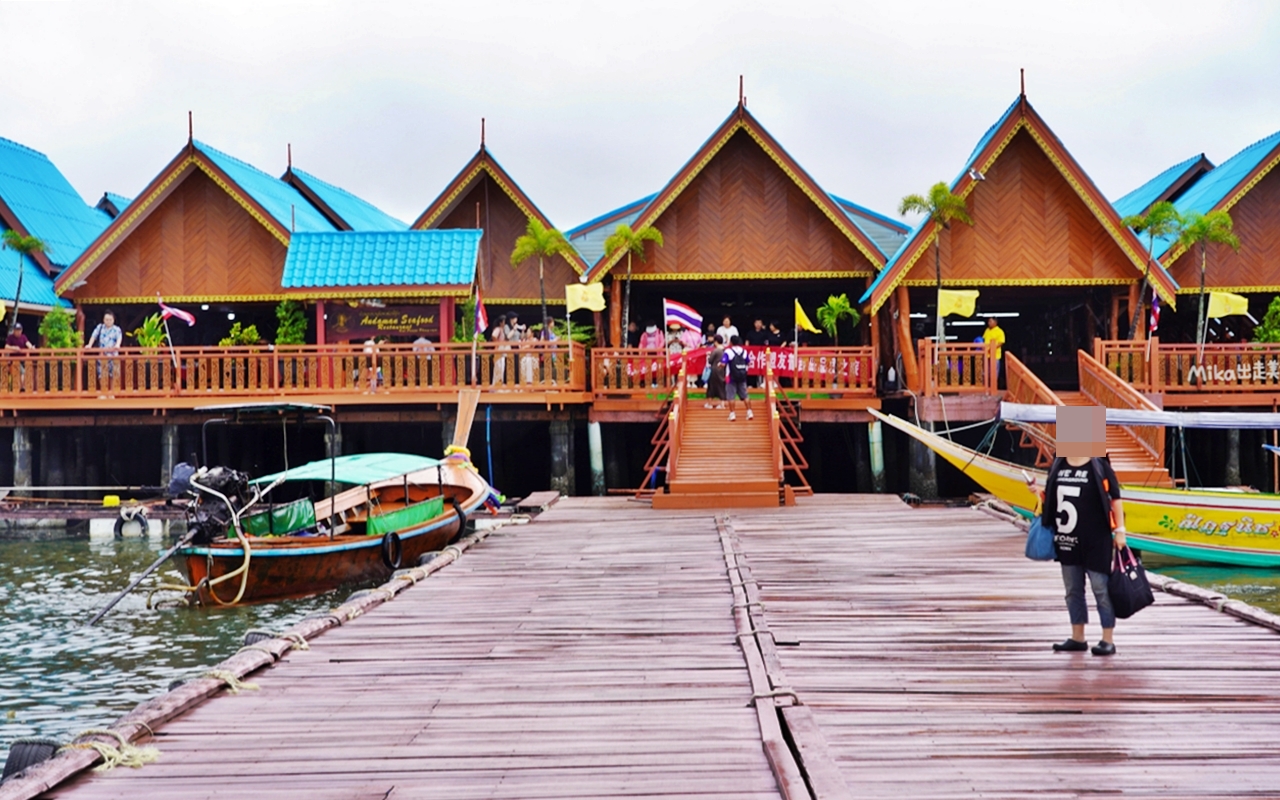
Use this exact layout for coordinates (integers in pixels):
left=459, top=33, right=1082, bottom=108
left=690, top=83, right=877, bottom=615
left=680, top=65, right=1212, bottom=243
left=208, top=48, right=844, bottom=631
left=42, top=496, right=1280, bottom=799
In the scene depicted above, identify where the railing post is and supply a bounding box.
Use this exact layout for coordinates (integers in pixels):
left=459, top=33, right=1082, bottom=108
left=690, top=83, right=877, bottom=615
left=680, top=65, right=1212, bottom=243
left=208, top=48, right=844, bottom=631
left=1147, top=335, right=1159, bottom=391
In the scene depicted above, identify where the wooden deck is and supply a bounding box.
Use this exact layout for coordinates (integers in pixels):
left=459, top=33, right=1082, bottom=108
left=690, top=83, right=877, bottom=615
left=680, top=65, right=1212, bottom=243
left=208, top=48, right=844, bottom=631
left=23, top=496, right=1280, bottom=799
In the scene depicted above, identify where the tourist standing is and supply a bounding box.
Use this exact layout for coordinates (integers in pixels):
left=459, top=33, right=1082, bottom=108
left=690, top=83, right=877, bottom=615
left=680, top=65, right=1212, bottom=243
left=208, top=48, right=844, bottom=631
left=638, top=323, right=664, bottom=349
left=721, top=335, right=753, bottom=421
left=704, top=335, right=726, bottom=409
left=746, top=318, right=768, bottom=346
left=4, top=322, right=33, bottom=351
left=87, top=310, right=123, bottom=393
left=1038, top=452, right=1127, bottom=656
left=984, top=316, right=1006, bottom=388
left=625, top=320, right=641, bottom=347
left=716, top=316, right=739, bottom=345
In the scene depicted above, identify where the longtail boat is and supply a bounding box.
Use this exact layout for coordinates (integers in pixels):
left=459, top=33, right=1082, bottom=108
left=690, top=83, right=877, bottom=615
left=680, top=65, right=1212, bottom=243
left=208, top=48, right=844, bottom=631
left=174, top=451, right=494, bottom=605
left=870, top=408, right=1280, bottom=568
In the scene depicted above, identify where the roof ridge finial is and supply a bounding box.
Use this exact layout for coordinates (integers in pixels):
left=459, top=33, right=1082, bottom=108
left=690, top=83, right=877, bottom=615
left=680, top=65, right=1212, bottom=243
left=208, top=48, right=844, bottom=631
left=739, top=75, right=744, bottom=109
left=1020, top=68, right=1025, bottom=98
left=188, top=110, right=193, bottom=145
left=481, top=117, right=486, bottom=149
left=287, top=143, right=292, bottom=170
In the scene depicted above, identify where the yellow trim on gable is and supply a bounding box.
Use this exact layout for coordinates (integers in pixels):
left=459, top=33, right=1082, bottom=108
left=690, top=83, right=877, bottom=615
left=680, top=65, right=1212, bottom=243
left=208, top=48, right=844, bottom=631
left=901, top=277, right=1135, bottom=287
left=191, top=157, right=290, bottom=246
left=75, top=288, right=470, bottom=305
left=628, top=270, right=871, bottom=281
left=1163, top=148, right=1280, bottom=269
left=1175, top=284, right=1280, bottom=295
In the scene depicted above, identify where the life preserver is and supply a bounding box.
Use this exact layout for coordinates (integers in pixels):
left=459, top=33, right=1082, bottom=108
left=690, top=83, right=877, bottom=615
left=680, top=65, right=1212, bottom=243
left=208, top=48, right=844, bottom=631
left=380, top=532, right=403, bottom=571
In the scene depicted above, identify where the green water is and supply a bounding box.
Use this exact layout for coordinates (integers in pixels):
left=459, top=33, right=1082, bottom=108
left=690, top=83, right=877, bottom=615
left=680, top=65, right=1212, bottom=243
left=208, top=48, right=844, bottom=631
left=0, top=535, right=355, bottom=767
left=1143, top=553, right=1280, bottom=615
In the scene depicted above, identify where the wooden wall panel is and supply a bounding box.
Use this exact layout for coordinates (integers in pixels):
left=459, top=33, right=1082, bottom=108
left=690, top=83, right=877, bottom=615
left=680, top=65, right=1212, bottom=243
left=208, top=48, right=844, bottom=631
left=1168, top=167, right=1280, bottom=290
left=74, top=169, right=287, bottom=300
left=629, top=130, right=878, bottom=278
left=920, top=130, right=1137, bottom=285
left=434, top=174, right=580, bottom=304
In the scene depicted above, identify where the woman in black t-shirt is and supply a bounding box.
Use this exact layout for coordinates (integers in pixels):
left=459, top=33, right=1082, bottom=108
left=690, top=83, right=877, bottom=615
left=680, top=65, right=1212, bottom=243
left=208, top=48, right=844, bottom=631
left=1038, top=455, right=1128, bottom=656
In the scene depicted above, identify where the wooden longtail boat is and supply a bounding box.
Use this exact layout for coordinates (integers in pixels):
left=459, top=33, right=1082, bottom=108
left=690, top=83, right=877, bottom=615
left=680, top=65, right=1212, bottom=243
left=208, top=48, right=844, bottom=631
left=177, top=451, right=494, bottom=605
left=870, top=409, right=1280, bottom=568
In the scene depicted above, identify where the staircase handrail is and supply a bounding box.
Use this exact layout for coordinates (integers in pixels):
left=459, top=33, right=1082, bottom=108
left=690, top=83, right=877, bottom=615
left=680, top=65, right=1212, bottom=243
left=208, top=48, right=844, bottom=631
left=1004, top=353, right=1062, bottom=466
left=666, top=356, right=690, bottom=484
left=1078, top=349, right=1164, bottom=464
left=766, top=360, right=782, bottom=484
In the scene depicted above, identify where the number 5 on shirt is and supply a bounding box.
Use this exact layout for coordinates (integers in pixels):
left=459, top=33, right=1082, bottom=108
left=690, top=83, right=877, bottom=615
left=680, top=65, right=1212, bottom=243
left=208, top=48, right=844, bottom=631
left=1056, top=485, right=1081, bottom=534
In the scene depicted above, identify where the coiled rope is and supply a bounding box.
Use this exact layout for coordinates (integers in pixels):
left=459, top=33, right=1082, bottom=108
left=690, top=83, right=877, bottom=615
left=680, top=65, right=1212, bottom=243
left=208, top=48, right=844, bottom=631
left=60, top=729, right=160, bottom=772
left=201, top=669, right=260, bottom=694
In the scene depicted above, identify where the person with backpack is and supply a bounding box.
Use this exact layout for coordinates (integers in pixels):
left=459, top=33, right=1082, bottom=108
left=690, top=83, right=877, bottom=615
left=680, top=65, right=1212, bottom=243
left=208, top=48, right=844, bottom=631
left=1039, top=449, right=1128, bottom=657
left=720, top=335, right=753, bottom=421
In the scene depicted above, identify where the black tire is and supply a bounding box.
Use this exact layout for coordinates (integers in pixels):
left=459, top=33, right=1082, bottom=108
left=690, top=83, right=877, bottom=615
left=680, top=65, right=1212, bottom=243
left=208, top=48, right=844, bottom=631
left=380, top=532, right=403, bottom=571
left=448, top=498, right=467, bottom=544
left=113, top=515, right=145, bottom=540
left=3, top=738, right=61, bottom=782
left=417, top=551, right=439, bottom=567
left=243, top=630, right=273, bottom=647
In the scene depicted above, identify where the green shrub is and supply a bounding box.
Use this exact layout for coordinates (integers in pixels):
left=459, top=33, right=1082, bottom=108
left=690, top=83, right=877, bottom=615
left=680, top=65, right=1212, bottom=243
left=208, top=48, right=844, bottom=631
left=37, top=306, right=83, bottom=349
left=274, top=300, right=308, bottom=345
left=219, top=322, right=260, bottom=347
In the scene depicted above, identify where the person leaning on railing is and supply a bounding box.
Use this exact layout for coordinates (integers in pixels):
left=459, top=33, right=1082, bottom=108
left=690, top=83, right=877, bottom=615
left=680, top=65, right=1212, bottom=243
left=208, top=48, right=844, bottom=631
left=86, top=310, right=123, bottom=395
left=4, top=322, right=34, bottom=391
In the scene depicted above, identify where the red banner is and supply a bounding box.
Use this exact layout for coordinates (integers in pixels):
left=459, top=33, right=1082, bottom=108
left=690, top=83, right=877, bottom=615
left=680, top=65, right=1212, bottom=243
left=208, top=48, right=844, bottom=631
left=677, top=346, right=860, bottom=380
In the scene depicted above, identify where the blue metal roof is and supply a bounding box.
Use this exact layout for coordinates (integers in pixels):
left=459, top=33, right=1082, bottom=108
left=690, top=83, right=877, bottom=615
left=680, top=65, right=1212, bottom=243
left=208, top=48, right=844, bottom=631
left=289, top=168, right=407, bottom=232
left=567, top=195, right=655, bottom=266
left=282, top=230, right=480, bottom=288
left=0, top=137, right=110, bottom=270
left=0, top=231, right=71, bottom=308
left=96, top=192, right=133, bottom=218
left=193, top=141, right=336, bottom=234
left=1112, top=154, right=1208, bottom=220
left=831, top=195, right=910, bottom=259
left=955, top=98, right=1021, bottom=186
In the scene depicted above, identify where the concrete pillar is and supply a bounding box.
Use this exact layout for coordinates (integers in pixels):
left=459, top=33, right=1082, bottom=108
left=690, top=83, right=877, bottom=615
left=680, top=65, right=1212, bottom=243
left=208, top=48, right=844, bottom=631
left=587, top=421, right=605, bottom=496
left=68, top=429, right=87, bottom=491
left=13, top=426, right=32, bottom=493
left=908, top=422, right=938, bottom=500
left=550, top=419, right=575, bottom=496
left=603, top=424, right=624, bottom=490
left=1226, top=427, right=1241, bottom=486
left=161, top=424, right=179, bottom=487
left=868, top=420, right=886, bottom=493
left=45, top=430, right=66, bottom=487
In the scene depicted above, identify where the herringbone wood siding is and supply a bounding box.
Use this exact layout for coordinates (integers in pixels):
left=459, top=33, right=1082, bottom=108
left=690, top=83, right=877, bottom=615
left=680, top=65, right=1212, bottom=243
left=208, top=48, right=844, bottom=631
left=435, top=175, right=579, bottom=302
left=75, top=169, right=286, bottom=299
left=1168, top=167, right=1280, bottom=290
left=917, top=130, right=1137, bottom=284
left=629, top=130, right=877, bottom=278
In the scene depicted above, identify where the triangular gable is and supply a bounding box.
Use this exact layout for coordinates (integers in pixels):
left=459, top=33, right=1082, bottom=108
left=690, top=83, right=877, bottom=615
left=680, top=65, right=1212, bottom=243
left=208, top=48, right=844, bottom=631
left=285, top=167, right=408, bottom=232
left=585, top=105, right=887, bottom=282
left=566, top=194, right=656, bottom=266
left=1158, top=129, right=1280, bottom=266
left=56, top=141, right=333, bottom=295
left=861, top=95, right=1179, bottom=315
left=1113, top=154, right=1213, bottom=220
left=412, top=147, right=589, bottom=275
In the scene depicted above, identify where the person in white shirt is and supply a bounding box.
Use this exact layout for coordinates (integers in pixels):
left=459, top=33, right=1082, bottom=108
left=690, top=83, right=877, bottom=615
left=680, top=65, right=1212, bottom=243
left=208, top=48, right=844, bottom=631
left=716, top=316, right=738, bottom=345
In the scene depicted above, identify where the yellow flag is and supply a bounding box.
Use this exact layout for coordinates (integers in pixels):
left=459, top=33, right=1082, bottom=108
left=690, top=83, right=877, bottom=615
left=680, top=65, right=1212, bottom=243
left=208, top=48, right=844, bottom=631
left=0, top=303, right=5, bottom=323
left=565, top=282, right=606, bottom=313
left=795, top=299, right=821, bottom=334
left=937, top=289, right=979, bottom=318
left=1207, top=291, right=1249, bottom=319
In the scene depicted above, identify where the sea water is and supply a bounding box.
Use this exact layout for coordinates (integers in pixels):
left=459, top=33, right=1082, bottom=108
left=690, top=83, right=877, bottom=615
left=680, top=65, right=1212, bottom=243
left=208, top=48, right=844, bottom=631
left=1143, top=553, right=1280, bottom=615
left=0, top=535, right=354, bottom=767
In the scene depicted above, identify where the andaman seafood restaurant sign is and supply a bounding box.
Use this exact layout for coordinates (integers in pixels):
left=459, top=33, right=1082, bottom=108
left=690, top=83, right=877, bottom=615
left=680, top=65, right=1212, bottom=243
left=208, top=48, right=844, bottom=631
left=329, top=306, right=439, bottom=340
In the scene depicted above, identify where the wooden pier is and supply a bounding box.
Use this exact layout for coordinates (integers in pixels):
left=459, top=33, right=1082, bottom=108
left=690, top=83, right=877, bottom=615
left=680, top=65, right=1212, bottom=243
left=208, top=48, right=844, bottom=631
left=15, top=496, right=1280, bottom=799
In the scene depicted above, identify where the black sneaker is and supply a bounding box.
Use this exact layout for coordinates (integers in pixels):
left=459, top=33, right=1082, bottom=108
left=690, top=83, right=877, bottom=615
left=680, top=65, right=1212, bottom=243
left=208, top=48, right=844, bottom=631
left=1091, top=641, right=1116, bottom=657
left=1052, top=639, right=1088, bottom=652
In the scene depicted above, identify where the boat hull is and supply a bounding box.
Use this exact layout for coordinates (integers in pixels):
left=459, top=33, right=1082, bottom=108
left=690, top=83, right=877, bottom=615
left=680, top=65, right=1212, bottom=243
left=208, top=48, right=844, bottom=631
left=870, top=409, right=1280, bottom=568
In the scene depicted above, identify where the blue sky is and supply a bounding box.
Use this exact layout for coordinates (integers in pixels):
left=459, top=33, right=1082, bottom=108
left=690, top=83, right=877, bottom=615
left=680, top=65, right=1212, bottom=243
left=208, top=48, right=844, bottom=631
left=3, top=1, right=1278, bottom=229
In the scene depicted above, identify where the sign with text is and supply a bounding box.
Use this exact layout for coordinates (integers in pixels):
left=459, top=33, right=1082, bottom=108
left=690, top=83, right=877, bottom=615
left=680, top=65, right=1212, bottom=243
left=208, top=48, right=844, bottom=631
left=328, top=306, right=439, bottom=341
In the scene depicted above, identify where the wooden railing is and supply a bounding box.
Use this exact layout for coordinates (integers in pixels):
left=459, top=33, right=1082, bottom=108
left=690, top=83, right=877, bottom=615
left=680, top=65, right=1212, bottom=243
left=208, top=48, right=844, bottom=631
left=767, top=366, right=812, bottom=494
left=591, top=348, right=676, bottom=398
left=1078, top=350, right=1164, bottom=464
left=787, top=346, right=876, bottom=397
left=1095, top=338, right=1280, bottom=396
left=0, top=342, right=586, bottom=402
left=918, top=340, right=998, bottom=396
left=1003, top=353, right=1062, bottom=467
left=1093, top=338, right=1152, bottom=391
left=665, top=359, right=690, bottom=484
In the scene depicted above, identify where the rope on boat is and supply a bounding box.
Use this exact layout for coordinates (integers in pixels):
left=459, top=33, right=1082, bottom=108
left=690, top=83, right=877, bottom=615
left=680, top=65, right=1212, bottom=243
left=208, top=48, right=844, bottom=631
left=59, top=729, right=160, bottom=772
left=201, top=669, right=259, bottom=694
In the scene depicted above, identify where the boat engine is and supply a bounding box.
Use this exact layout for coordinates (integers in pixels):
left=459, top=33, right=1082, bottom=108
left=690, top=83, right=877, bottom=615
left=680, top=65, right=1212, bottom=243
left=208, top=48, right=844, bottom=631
left=171, top=463, right=253, bottom=544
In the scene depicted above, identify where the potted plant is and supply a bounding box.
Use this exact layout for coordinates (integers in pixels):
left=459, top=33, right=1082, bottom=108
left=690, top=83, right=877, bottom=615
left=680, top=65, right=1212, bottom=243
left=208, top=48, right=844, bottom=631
left=36, top=306, right=82, bottom=390
left=128, top=312, right=169, bottom=390
left=274, top=300, right=308, bottom=386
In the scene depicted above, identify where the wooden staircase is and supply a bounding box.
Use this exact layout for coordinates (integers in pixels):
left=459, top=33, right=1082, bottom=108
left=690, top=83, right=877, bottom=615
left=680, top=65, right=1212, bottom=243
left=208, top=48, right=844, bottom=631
left=1055, top=391, right=1171, bottom=486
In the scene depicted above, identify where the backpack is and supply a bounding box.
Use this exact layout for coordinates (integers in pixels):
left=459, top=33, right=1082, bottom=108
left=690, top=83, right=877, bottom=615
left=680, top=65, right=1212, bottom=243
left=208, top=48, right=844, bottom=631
left=728, top=348, right=749, bottom=381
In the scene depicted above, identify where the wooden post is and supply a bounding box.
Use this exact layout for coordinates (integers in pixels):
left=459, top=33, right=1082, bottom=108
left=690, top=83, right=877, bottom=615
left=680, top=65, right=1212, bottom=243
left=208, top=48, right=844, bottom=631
left=439, top=296, right=455, bottom=343
left=1147, top=335, right=1160, bottom=391
left=1128, top=283, right=1144, bottom=341
left=868, top=420, right=886, bottom=493
left=315, top=300, right=327, bottom=345
left=587, top=420, right=605, bottom=495
left=1226, top=427, right=1241, bottom=486
left=550, top=418, right=575, bottom=496
left=1109, top=289, right=1120, bottom=340
left=609, top=279, right=623, bottom=347
left=592, top=310, right=605, bottom=347
left=867, top=277, right=880, bottom=368
left=161, top=424, right=179, bottom=487
left=908, top=422, right=938, bottom=500
left=894, top=286, right=920, bottom=394
left=41, top=429, right=65, bottom=488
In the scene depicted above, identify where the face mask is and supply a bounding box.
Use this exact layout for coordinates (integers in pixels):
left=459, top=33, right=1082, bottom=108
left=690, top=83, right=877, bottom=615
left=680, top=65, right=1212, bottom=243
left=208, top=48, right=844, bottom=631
left=645, top=326, right=657, bottom=333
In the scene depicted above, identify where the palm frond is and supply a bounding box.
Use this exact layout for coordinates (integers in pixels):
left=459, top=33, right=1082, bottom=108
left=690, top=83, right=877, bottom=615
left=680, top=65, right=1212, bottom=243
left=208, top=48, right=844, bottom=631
left=602, top=223, right=663, bottom=263
left=510, top=218, right=572, bottom=267
left=2, top=230, right=46, bottom=256
left=898, top=194, right=929, bottom=216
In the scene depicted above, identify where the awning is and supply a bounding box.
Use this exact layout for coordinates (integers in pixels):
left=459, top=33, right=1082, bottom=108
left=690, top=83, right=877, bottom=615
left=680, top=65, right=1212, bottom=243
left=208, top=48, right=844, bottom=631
left=252, top=452, right=441, bottom=486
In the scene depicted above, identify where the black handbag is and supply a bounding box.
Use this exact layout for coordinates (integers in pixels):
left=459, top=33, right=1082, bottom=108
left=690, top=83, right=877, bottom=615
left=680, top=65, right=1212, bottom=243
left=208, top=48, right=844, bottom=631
left=1108, top=546, right=1154, bottom=619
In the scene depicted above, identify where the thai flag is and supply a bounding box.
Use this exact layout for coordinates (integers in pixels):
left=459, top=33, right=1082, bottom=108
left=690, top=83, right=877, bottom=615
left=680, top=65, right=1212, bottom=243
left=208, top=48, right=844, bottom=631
left=663, top=298, right=702, bottom=331
left=1149, top=292, right=1161, bottom=335
left=475, top=289, right=488, bottom=337
left=158, top=299, right=196, bottom=326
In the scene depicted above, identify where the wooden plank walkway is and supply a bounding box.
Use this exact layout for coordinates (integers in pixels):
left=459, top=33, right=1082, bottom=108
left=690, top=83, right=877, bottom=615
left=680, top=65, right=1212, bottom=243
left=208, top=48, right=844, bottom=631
left=730, top=496, right=1280, bottom=799
left=29, top=495, right=1280, bottom=799
left=43, top=500, right=781, bottom=800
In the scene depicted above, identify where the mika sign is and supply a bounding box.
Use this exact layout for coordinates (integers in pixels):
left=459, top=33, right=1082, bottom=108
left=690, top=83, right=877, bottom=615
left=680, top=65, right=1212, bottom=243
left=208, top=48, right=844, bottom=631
left=328, top=306, right=439, bottom=340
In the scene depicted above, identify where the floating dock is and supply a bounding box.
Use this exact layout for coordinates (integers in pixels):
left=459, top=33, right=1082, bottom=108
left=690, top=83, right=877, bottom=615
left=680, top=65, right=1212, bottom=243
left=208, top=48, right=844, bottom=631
left=11, top=496, right=1280, bottom=799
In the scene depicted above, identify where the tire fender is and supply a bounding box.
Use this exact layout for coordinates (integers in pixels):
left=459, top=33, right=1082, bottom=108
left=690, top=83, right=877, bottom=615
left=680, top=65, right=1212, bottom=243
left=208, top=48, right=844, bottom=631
left=448, top=497, right=467, bottom=544
left=380, top=532, right=403, bottom=571
left=3, top=738, right=61, bottom=781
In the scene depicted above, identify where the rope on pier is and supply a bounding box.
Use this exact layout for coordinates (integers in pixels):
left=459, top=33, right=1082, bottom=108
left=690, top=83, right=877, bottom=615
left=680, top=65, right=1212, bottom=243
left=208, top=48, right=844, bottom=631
left=60, top=729, right=160, bottom=772
left=234, top=644, right=279, bottom=660
left=201, top=670, right=259, bottom=694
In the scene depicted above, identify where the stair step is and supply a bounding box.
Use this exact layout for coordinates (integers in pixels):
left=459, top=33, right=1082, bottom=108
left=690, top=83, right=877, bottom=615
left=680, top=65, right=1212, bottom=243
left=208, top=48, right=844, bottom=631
left=652, top=490, right=781, bottom=509
left=668, top=479, right=778, bottom=494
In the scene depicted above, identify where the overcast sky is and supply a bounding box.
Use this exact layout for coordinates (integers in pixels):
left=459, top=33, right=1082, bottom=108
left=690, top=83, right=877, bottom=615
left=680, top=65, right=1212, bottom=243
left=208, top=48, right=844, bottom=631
left=3, top=1, right=1279, bottom=231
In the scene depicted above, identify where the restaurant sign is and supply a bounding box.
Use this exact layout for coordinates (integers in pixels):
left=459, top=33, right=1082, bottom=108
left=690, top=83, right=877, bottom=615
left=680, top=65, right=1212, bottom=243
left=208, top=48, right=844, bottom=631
left=329, top=306, right=439, bottom=340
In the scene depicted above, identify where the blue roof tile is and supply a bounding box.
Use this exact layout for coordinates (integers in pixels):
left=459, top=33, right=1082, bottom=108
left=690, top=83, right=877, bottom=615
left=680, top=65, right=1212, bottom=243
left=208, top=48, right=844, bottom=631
left=193, top=141, right=335, bottom=234
left=567, top=195, right=655, bottom=266
left=0, top=137, right=110, bottom=270
left=1113, top=154, right=1209, bottom=220
left=289, top=168, right=407, bottom=231
left=282, top=230, right=480, bottom=288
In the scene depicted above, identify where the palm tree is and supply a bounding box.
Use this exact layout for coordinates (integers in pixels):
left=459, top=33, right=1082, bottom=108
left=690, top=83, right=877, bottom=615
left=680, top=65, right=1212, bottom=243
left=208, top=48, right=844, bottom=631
left=1120, top=201, right=1181, bottom=341
left=815, top=293, right=860, bottom=346
left=899, top=183, right=973, bottom=351
left=1176, top=210, right=1240, bottom=361
left=2, top=230, right=48, bottom=335
left=510, top=218, right=573, bottom=335
left=603, top=223, right=664, bottom=346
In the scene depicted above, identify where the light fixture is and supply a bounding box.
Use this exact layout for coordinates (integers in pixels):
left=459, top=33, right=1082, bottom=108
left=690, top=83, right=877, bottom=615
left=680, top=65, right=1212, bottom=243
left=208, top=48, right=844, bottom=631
left=201, top=304, right=210, bottom=311
left=227, top=312, right=236, bottom=321
left=909, top=313, right=927, bottom=319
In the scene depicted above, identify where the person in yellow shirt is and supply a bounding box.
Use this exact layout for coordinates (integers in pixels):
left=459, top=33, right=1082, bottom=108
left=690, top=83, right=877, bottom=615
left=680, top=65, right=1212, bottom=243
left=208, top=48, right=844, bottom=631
left=983, top=317, right=1006, bottom=388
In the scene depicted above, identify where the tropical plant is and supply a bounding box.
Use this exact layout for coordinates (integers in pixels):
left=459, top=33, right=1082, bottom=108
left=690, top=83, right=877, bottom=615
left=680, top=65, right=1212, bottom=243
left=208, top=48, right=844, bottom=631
left=129, top=313, right=168, bottom=348
left=603, top=224, right=664, bottom=346
left=274, top=300, right=308, bottom=345
left=1176, top=210, right=1241, bottom=358
left=37, top=306, right=82, bottom=349
left=511, top=218, right=573, bottom=337
left=815, top=293, right=860, bottom=346
left=218, top=322, right=260, bottom=347
left=532, top=318, right=595, bottom=345
left=1121, top=201, right=1182, bottom=340
left=1254, top=297, right=1280, bottom=344
left=899, top=183, right=973, bottom=348
left=2, top=230, right=48, bottom=335
left=453, top=293, right=478, bottom=343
